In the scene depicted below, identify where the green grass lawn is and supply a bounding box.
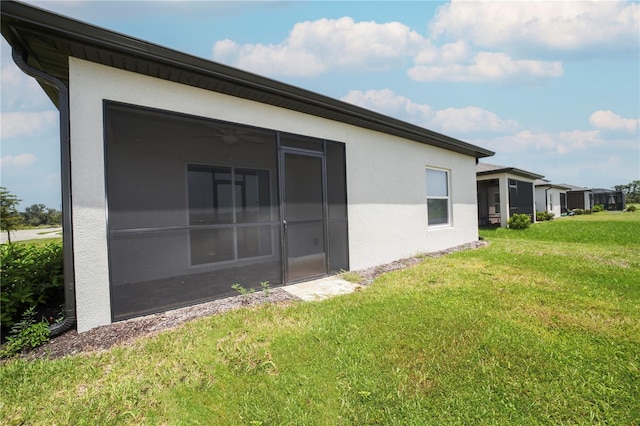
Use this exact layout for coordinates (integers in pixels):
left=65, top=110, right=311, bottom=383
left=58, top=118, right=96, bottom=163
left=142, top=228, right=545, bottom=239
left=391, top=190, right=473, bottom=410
left=2, top=212, right=639, bottom=425
left=13, top=237, right=62, bottom=246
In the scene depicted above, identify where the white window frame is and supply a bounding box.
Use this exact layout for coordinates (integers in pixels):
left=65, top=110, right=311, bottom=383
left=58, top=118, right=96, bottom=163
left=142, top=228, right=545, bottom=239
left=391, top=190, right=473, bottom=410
left=426, top=167, right=451, bottom=228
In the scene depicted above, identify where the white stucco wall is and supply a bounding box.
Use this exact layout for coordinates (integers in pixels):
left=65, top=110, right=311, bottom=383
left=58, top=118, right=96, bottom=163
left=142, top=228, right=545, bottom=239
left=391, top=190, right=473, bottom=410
left=584, top=192, right=593, bottom=210
left=69, top=58, right=481, bottom=331
left=346, top=133, right=479, bottom=269
left=535, top=187, right=566, bottom=217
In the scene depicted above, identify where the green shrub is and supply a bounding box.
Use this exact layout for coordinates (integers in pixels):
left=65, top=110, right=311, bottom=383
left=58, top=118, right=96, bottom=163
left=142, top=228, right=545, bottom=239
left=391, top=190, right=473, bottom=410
left=571, top=208, right=593, bottom=215
left=593, top=204, right=605, bottom=212
left=0, top=241, right=63, bottom=329
left=508, top=213, right=531, bottom=230
left=536, top=211, right=555, bottom=221
left=0, top=306, right=50, bottom=358
left=626, top=205, right=637, bottom=212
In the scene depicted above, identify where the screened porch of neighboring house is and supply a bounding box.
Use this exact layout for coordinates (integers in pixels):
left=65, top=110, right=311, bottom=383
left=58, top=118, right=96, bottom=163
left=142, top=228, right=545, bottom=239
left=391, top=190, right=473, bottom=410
left=476, top=163, right=542, bottom=228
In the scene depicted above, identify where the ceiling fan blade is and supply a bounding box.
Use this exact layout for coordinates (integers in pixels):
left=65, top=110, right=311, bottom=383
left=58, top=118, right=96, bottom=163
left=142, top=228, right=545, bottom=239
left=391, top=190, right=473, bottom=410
left=241, top=135, right=265, bottom=144
left=189, top=126, right=266, bottom=145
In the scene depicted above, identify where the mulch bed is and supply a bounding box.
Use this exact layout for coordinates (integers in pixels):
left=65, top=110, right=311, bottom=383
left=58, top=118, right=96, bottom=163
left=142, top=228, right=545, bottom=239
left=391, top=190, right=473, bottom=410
left=20, top=240, right=487, bottom=360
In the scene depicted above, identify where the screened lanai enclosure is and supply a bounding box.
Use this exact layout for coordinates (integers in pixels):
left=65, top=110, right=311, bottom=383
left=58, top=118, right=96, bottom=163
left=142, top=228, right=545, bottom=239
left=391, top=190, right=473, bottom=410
left=507, top=178, right=534, bottom=218
left=476, top=179, right=501, bottom=226
left=105, top=103, right=349, bottom=320
left=477, top=177, right=535, bottom=227
left=592, top=190, right=626, bottom=211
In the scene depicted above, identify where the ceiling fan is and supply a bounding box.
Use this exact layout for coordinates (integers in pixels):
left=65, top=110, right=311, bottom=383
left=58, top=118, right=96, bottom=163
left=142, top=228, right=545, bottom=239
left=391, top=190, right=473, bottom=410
left=191, top=126, right=265, bottom=145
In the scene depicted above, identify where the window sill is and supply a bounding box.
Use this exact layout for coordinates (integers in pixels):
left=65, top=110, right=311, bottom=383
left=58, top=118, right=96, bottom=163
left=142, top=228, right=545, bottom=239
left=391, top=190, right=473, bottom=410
left=427, top=223, right=452, bottom=230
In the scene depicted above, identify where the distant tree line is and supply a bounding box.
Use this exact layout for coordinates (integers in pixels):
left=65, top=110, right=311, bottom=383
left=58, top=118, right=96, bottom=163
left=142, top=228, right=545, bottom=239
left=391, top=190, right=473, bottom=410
left=20, top=203, right=62, bottom=227
left=614, top=180, right=640, bottom=203
left=1, top=187, right=61, bottom=243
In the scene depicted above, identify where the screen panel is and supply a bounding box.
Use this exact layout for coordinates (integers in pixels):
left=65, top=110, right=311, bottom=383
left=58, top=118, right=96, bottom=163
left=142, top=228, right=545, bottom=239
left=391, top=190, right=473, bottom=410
left=326, top=141, right=349, bottom=272
left=283, top=152, right=327, bottom=281
left=105, top=103, right=281, bottom=320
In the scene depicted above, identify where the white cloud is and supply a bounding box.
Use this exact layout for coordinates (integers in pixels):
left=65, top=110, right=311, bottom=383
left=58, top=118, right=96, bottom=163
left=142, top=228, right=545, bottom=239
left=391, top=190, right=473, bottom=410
left=1, top=154, right=37, bottom=168
left=413, top=40, right=471, bottom=65
left=430, top=1, right=639, bottom=56
left=589, top=110, right=639, bottom=133
left=408, top=51, right=563, bottom=83
left=213, top=17, right=428, bottom=76
left=341, top=89, right=517, bottom=135
left=212, top=15, right=571, bottom=84
left=0, top=111, right=58, bottom=139
left=214, top=38, right=329, bottom=77
left=341, top=89, right=432, bottom=123
left=429, top=107, right=518, bottom=134
left=488, top=140, right=639, bottom=190
left=478, top=129, right=606, bottom=155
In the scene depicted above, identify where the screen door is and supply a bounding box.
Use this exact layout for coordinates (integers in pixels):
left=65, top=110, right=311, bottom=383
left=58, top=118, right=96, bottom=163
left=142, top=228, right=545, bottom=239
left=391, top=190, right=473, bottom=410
left=282, top=151, right=327, bottom=282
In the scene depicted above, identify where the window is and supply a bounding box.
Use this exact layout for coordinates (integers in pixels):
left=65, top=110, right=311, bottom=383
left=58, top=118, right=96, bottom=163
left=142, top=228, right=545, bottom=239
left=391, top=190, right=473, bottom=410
left=426, top=168, right=450, bottom=226
left=188, top=165, right=272, bottom=265
left=494, top=193, right=501, bottom=214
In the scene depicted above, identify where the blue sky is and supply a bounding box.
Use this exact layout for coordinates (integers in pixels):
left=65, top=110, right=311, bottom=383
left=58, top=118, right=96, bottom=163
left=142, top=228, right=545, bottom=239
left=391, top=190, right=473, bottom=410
left=1, top=0, right=639, bottom=209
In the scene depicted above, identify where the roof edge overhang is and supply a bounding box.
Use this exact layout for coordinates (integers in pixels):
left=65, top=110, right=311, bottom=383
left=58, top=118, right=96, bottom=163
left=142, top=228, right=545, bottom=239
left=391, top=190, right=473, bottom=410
left=547, top=184, right=573, bottom=190
left=534, top=180, right=572, bottom=190
left=1, top=0, right=494, bottom=159
left=477, top=167, right=544, bottom=181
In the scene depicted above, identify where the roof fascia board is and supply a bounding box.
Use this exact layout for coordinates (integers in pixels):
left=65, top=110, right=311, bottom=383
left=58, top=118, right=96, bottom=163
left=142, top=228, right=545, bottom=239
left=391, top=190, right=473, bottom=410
left=549, top=184, right=572, bottom=190
left=510, top=168, right=544, bottom=180
left=477, top=167, right=544, bottom=180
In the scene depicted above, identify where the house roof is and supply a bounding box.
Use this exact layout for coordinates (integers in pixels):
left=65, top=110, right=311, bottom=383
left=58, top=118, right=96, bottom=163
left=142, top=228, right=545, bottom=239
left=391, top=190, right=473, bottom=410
left=591, top=188, right=620, bottom=193
left=533, top=179, right=572, bottom=190
left=559, top=184, right=592, bottom=192
left=1, top=0, right=494, bottom=159
left=476, top=162, right=544, bottom=180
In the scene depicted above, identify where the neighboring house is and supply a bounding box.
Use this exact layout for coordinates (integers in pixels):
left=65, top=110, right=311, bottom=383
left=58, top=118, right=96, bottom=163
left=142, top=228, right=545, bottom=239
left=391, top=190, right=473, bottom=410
left=2, top=2, right=493, bottom=333
left=534, top=179, right=572, bottom=217
left=591, top=189, right=626, bottom=211
left=562, top=185, right=594, bottom=211
left=477, top=163, right=543, bottom=228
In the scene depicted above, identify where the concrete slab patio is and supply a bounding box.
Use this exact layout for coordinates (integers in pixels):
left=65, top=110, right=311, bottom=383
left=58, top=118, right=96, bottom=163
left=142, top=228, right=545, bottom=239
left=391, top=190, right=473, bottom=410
left=283, top=276, right=363, bottom=301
